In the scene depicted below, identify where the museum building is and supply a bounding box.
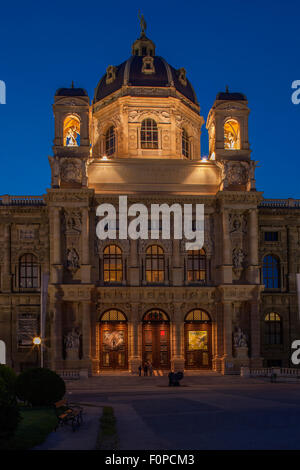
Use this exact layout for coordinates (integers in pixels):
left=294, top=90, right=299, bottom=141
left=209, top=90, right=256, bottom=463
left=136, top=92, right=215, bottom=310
left=0, top=27, right=300, bottom=375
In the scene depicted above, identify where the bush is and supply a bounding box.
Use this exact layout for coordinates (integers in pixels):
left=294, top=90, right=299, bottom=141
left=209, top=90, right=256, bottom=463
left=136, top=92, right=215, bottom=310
left=96, top=406, right=119, bottom=450
left=0, top=401, right=21, bottom=442
left=0, top=365, right=17, bottom=400
left=16, top=368, right=65, bottom=406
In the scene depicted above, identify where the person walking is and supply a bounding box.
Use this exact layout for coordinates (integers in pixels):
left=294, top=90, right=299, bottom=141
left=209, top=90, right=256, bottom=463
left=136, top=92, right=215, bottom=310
left=143, top=362, right=148, bottom=376
left=148, top=361, right=153, bottom=376
left=138, top=364, right=142, bottom=376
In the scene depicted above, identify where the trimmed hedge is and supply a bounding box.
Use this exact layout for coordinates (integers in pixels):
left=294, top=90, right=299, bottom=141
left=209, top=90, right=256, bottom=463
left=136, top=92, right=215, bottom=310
left=16, top=368, right=65, bottom=406
left=0, top=366, right=20, bottom=442
left=0, top=401, right=21, bottom=441
left=0, top=365, right=17, bottom=401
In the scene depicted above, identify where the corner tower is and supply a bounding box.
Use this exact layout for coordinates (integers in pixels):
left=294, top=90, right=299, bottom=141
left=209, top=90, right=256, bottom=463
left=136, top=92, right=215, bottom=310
left=50, top=84, right=90, bottom=188
left=206, top=88, right=255, bottom=191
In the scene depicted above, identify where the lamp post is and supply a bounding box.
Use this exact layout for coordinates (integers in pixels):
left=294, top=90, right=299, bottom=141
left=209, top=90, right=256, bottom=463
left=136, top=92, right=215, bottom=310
left=33, top=336, right=42, bottom=367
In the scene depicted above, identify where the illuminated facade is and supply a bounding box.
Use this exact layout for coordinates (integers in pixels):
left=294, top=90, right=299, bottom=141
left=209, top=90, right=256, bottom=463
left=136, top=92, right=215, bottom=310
left=1, top=28, right=300, bottom=374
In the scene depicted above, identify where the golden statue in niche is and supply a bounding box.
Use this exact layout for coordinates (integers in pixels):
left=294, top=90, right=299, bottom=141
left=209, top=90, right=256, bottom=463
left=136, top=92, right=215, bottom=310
left=224, top=119, right=240, bottom=150
left=63, top=115, right=80, bottom=147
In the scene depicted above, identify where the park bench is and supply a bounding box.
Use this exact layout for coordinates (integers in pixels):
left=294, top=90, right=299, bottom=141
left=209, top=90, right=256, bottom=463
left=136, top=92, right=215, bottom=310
left=54, top=399, right=83, bottom=432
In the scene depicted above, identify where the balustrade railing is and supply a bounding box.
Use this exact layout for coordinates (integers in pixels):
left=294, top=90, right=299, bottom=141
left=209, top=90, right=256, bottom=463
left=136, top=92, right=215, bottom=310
left=259, top=198, right=300, bottom=208
left=0, top=195, right=46, bottom=206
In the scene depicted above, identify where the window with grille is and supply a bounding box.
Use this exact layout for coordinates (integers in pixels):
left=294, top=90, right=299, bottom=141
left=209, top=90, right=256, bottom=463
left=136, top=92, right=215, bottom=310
left=264, top=232, right=279, bottom=242
left=19, top=254, right=39, bottom=289
left=264, top=312, right=282, bottom=345
left=187, top=249, right=206, bottom=283
left=143, top=309, right=169, bottom=322
left=185, top=309, right=211, bottom=322
left=146, top=245, right=165, bottom=283
left=262, top=255, right=280, bottom=288
left=105, top=126, right=116, bottom=156
left=100, top=310, right=127, bottom=322
left=141, top=119, right=158, bottom=149
left=103, top=245, right=123, bottom=283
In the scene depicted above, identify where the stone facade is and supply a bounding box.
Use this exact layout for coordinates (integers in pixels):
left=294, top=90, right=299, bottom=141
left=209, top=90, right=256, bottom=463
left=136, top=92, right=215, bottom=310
left=0, top=31, right=300, bottom=375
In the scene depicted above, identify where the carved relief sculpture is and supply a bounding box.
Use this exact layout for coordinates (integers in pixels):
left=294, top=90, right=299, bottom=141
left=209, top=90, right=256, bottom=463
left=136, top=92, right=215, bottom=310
left=66, top=247, right=80, bottom=272
left=64, top=327, right=81, bottom=360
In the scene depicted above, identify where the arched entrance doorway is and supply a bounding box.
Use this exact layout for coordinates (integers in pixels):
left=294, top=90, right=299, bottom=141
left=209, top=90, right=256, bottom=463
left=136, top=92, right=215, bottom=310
left=142, top=309, right=170, bottom=369
left=99, top=310, right=128, bottom=370
left=184, top=309, right=212, bottom=369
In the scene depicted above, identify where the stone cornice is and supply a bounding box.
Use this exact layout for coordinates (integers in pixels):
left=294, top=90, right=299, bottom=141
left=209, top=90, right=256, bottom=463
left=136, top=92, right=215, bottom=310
left=216, top=191, right=264, bottom=206
left=46, top=188, right=95, bottom=204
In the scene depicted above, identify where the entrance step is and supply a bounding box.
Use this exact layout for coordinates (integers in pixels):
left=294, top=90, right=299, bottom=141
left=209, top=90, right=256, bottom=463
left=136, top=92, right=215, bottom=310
left=96, top=370, right=132, bottom=376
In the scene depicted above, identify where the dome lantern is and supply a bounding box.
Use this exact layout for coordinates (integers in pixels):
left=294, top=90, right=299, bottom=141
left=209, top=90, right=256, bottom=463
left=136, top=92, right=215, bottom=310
left=131, top=13, right=156, bottom=56
left=131, top=32, right=156, bottom=57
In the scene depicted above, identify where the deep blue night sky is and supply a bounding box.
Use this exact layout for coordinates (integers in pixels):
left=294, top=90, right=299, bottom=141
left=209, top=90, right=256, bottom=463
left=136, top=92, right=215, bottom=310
left=0, top=0, right=299, bottom=197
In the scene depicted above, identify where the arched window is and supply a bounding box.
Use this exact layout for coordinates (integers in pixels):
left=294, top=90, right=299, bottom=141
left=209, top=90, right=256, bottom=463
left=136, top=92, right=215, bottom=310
left=105, top=126, right=115, bottom=156
left=264, top=312, right=282, bottom=345
left=100, top=310, right=127, bottom=322
left=224, top=119, right=240, bottom=150
left=143, top=309, right=169, bottom=322
left=63, top=115, right=80, bottom=147
left=187, top=249, right=206, bottom=283
left=182, top=128, right=189, bottom=158
left=263, top=255, right=280, bottom=288
left=103, top=245, right=123, bottom=283
left=141, top=119, right=158, bottom=149
left=146, top=245, right=165, bottom=283
left=185, top=309, right=211, bottom=322
left=19, top=254, right=39, bottom=289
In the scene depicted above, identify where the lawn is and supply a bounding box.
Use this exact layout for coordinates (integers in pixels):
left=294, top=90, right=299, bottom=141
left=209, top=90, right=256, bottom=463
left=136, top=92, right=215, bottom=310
left=1, top=407, right=58, bottom=450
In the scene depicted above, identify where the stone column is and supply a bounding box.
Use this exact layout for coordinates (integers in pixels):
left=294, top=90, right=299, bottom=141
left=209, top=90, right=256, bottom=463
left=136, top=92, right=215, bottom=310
left=212, top=302, right=224, bottom=372
left=247, top=209, right=259, bottom=284
left=128, top=303, right=141, bottom=373
left=129, top=240, right=140, bottom=286
left=222, top=301, right=233, bottom=374
left=288, top=226, right=298, bottom=292
left=250, top=299, right=263, bottom=368
left=50, top=298, right=63, bottom=370
left=81, top=208, right=91, bottom=283
left=2, top=223, right=12, bottom=292
left=221, top=210, right=232, bottom=283
left=51, top=208, right=62, bottom=283
left=80, top=110, right=90, bottom=147
left=53, top=208, right=61, bottom=264
left=81, top=301, right=91, bottom=373
left=172, top=240, right=183, bottom=286
left=171, top=304, right=185, bottom=371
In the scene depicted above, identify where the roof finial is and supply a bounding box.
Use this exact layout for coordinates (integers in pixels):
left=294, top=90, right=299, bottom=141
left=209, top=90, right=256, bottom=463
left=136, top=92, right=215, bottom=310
left=225, top=84, right=229, bottom=93
left=138, top=10, right=147, bottom=35
left=71, top=80, right=74, bottom=89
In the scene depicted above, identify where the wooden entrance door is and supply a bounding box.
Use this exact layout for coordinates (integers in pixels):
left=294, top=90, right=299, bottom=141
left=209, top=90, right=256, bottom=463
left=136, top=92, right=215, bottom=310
left=185, top=323, right=212, bottom=369
left=100, top=322, right=128, bottom=369
left=143, top=322, right=170, bottom=369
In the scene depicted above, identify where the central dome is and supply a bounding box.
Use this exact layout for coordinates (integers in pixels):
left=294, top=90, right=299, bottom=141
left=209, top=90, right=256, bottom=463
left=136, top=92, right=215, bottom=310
left=93, top=34, right=198, bottom=106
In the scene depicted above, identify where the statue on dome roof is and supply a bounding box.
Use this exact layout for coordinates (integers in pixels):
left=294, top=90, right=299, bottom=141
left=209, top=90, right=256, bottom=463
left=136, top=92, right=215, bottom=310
left=138, top=10, right=147, bottom=34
